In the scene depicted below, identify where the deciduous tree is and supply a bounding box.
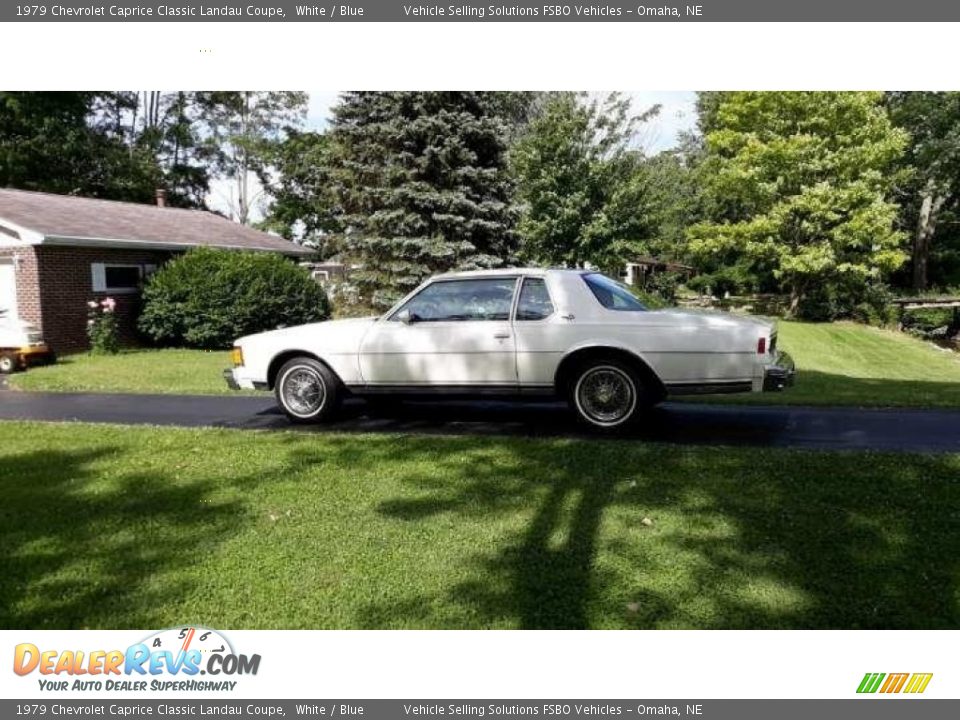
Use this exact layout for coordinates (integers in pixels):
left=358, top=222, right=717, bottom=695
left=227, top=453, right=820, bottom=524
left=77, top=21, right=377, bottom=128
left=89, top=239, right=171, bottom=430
left=510, top=92, right=660, bottom=272
left=887, top=91, right=960, bottom=290
left=688, top=91, right=908, bottom=315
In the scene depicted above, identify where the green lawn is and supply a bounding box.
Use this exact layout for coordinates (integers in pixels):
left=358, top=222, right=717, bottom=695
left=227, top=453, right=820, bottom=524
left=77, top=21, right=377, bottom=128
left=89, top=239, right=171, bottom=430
left=700, top=320, right=960, bottom=408
left=1, top=421, right=957, bottom=630
left=8, top=321, right=960, bottom=407
left=8, top=349, right=239, bottom=395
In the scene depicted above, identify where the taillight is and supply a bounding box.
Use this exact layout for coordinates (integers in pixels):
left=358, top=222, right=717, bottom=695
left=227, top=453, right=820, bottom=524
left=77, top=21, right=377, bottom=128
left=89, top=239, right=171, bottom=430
left=757, top=337, right=767, bottom=355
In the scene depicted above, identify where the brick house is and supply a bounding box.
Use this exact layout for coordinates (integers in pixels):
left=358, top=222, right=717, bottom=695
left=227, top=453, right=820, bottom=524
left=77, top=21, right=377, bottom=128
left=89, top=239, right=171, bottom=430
left=0, top=188, right=312, bottom=353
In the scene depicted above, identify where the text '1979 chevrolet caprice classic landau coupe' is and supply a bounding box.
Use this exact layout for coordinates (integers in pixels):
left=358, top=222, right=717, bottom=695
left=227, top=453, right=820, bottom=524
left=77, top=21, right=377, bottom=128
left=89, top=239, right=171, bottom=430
left=225, top=268, right=795, bottom=432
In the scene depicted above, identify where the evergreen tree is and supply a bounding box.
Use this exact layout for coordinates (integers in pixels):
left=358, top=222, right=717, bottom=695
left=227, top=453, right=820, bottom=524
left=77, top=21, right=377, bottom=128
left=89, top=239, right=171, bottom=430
left=327, top=92, right=523, bottom=308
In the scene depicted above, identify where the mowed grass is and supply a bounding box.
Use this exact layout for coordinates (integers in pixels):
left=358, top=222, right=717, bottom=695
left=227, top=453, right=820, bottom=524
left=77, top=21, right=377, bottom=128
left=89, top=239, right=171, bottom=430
left=8, top=321, right=960, bottom=407
left=8, top=349, right=241, bottom=395
left=1, top=421, right=958, bottom=630
left=701, top=320, right=960, bottom=408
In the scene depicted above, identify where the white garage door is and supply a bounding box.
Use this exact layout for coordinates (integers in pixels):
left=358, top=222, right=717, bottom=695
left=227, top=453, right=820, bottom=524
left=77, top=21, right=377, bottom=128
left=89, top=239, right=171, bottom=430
left=0, top=260, right=17, bottom=320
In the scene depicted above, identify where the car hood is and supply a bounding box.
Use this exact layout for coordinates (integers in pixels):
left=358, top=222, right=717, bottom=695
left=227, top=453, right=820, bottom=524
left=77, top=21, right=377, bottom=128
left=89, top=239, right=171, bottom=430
left=236, top=316, right=378, bottom=347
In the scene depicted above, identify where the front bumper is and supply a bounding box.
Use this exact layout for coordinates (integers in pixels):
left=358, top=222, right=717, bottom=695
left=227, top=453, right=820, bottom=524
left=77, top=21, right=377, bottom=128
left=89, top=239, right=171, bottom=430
left=762, top=351, right=796, bottom=392
left=223, top=368, right=241, bottom=391
left=223, top=367, right=263, bottom=391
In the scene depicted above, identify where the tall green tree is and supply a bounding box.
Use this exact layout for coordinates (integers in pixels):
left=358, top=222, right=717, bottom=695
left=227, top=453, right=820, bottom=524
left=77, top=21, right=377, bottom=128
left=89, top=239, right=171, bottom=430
left=0, top=91, right=160, bottom=201
left=136, top=92, right=211, bottom=208
left=196, top=91, right=308, bottom=224
left=327, top=91, right=526, bottom=308
left=90, top=91, right=214, bottom=209
left=887, top=92, right=960, bottom=290
left=644, top=133, right=708, bottom=260
left=688, top=91, right=908, bottom=314
left=260, top=130, right=340, bottom=257
left=510, top=92, right=660, bottom=271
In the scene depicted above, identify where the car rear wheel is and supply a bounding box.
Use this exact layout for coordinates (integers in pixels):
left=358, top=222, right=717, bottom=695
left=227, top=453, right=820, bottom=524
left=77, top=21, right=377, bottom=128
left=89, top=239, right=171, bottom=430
left=275, top=357, right=342, bottom=424
left=570, top=361, right=645, bottom=431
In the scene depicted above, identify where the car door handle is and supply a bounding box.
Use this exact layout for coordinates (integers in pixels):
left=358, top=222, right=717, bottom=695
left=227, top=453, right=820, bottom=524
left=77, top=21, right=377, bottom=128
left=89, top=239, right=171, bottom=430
left=493, top=332, right=511, bottom=339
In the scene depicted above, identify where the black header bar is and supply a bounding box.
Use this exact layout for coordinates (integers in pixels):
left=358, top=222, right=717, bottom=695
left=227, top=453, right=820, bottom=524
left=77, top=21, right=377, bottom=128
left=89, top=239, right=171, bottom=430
left=4, top=0, right=958, bottom=22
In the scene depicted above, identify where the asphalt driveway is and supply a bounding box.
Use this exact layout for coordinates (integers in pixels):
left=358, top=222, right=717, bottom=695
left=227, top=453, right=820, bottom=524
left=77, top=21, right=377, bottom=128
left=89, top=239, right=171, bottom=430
left=1, top=390, right=959, bottom=452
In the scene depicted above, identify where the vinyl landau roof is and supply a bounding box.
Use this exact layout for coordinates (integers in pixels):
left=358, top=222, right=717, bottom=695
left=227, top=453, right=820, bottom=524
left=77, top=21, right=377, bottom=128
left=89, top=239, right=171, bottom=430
left=0, top=188, right=312, bottom=256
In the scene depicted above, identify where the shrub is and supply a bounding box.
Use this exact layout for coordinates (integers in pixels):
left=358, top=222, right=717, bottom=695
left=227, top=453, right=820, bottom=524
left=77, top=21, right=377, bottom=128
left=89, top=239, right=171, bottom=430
left=848, top=282, right=897, bottom=326
left=139, top=248, right=330, bottom=349
left=686, top=264, right=757, bottom=297
left=794, top=283, right=839, bottom=322
left=796, top=279, right=896, bottom=325
left=87, top=297, right=120, bottom=354
left=642, top=271, right=680, bottom=306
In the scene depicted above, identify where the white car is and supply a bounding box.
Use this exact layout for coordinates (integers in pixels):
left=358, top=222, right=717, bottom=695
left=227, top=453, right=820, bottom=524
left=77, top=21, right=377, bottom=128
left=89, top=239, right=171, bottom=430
left=225, top=268, right=794, bottom=431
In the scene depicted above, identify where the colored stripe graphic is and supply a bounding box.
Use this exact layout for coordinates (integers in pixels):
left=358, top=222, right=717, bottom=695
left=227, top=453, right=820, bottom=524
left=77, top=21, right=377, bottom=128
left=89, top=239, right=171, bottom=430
left=880, top=673, right=909, bottom=693
left=857, top=673, right=885, bottom=693
left=904, top=674, right=934, bottom=694
left=857, top=672, right=932, bottom=694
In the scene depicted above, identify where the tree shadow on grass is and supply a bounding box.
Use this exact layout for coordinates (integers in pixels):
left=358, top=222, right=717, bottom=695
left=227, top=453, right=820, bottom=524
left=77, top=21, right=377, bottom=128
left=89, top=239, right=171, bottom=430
left=0, top=447, right=249, bottom=629
left=356, top=438, right=960, bottom=629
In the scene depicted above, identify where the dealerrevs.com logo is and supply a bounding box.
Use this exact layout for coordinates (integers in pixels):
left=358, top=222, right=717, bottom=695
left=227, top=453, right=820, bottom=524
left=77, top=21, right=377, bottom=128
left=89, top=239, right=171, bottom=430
left=13, top=627, right=261, bottom=693
left=857, top=672, right=933, bottom=695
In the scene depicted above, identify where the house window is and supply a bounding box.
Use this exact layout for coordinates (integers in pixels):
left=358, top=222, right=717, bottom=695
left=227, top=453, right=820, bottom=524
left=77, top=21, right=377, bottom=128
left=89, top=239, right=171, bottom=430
left=91, top=263, right=145, bottom=293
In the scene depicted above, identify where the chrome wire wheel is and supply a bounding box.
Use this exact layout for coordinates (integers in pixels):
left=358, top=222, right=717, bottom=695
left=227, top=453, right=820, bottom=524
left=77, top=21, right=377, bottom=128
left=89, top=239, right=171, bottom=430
left=574, top=365, right=637, bottom=427
left=280, top=365, right=327, bottom=418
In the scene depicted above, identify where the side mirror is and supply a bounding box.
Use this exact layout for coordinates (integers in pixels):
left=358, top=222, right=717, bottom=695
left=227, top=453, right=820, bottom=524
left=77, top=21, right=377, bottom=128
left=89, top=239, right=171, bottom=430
left=396, top=309, right=414, bottom=325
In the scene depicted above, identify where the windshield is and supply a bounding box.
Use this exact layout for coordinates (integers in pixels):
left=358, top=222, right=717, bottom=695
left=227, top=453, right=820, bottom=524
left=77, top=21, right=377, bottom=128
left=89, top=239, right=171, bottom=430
left=582, top=273, right=648, bottom=311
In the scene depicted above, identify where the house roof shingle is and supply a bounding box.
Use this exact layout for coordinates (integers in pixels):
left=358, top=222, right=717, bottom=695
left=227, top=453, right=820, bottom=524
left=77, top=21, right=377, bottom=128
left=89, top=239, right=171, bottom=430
left=0, top=188, right=312, bottom=256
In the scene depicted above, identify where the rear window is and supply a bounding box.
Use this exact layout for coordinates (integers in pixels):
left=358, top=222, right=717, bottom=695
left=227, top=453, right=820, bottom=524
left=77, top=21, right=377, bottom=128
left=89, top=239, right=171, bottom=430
left=582, top=273, right=648, bottom=311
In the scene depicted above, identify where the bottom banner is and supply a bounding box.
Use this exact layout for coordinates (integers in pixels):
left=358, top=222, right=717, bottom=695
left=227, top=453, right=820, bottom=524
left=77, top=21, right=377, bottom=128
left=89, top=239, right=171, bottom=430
left=1, top=700, right=955, bottom=720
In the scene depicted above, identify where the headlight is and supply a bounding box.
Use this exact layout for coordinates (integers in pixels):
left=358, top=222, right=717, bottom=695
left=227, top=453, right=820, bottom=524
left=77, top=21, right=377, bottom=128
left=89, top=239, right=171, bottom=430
left=231, top=346, right=244, bottom=367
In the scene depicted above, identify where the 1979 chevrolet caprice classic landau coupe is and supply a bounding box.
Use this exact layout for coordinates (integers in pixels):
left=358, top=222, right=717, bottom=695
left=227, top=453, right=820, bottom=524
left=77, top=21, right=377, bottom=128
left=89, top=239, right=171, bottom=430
left=225, top=269, right=795, bottom=432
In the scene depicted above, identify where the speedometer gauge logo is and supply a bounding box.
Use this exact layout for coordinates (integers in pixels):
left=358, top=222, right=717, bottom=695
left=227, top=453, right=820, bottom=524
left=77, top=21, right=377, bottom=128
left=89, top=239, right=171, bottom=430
left=142, top=626, right=235, bottom=665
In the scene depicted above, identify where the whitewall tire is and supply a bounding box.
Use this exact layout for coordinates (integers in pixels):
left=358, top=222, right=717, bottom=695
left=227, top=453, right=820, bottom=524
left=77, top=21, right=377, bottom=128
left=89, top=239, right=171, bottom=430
left=275, top=357, right=342, bottom=424
left=570, top=361, right=644, bottom=431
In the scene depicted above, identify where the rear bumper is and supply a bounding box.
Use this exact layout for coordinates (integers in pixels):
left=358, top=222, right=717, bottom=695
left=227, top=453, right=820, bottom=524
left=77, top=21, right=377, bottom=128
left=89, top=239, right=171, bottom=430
left=762, top=351, right=796, bottom=392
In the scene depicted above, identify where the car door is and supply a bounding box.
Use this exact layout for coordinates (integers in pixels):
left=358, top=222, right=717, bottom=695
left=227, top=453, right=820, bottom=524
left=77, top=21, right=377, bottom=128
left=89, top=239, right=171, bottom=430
left=359, top=276, right=519, bottom=388
left=512, top=275, right=567, bottom=388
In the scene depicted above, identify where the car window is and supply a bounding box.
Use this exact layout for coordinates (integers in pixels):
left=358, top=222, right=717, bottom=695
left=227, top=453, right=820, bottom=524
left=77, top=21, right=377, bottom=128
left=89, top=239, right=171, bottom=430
left=516, top=277, right=554, bottom=321
left=583, top=273, right=648, bottom=311
left=393, top=277, right=517, bottom=322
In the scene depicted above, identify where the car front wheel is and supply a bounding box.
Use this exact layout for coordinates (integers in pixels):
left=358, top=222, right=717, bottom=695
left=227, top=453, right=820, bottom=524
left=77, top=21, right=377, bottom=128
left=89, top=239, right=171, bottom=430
left=570, top=361, right=645, bottom=431
left=275, top=357, right=342, bottom=424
